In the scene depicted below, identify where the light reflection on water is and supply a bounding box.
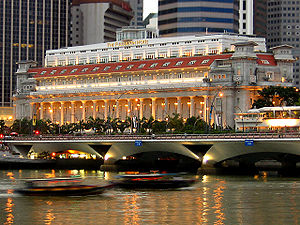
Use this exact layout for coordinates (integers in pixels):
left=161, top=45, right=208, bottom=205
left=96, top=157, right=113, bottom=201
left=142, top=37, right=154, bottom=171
left=1, top=170, right=300, bottom=224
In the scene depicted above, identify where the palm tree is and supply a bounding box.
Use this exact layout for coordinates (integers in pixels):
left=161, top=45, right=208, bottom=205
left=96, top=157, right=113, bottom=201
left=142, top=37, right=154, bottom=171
left=167, top=114, right=184, bottom=133
left=141, top=116, right=155, bottom=134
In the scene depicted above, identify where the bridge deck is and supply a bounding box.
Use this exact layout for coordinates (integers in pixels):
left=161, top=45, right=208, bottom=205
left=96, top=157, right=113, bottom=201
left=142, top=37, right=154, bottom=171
left=3, top=133, right=300, bottom=143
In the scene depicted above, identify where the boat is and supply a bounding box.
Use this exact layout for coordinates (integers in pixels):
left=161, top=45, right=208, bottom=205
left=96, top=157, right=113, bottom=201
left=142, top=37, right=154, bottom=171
left=15, top=177, right=114, bottom=196
left=115, top=173, right=197, bottom=189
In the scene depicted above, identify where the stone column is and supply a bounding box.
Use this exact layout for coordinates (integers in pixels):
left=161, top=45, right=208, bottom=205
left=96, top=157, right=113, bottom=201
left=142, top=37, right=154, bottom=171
left=82, top=101, right=86, bottom=121
left=60, top=102, right=64, bottom=125
left=164, top=98, right=168, bottom=118
left=115, top=100, right=120, bottom=118
left=50, top=102, right=54, bottom=122
left=29, top=103, right=34, bottom=119
left=139, top=99, right=144, bottom=120
left=127, top=99, right=132, bottom=117
left=104, top=100, right=108, bottom=120
left=190, top=96, right=195, bottom=118
left=92, top=101, right=97, bottom=119
left=203, top=96, right=208, bottom=123
left=151, top=98, right=156, bottom=120
left=40, top=103, right=44, bottom=120
left=71, top=101, right=75, bottom=123
left=177, top=97, right=182, bottom=115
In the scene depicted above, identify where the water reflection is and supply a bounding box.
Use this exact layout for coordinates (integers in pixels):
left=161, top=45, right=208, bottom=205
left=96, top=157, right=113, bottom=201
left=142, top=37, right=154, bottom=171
left=123, top=193, right=140, bottom=224
left=1, top=171, right=300, bottom=224
left=4, top=197, right=14, bottom=225
left=44, top=201, right=55, bottom=225
left=212, top=179, right=226, bottom=225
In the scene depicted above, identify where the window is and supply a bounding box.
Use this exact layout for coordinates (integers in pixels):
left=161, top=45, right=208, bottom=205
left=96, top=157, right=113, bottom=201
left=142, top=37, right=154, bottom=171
left=103, top=66, right=111, bottom=71
left=115, top=65, right=122, bottom=70
left=261, top=60, right=270, bottom=64
left=126, top=65, right=134, bottom=70
left=162, top=62, right=170, bottom=67
left=150, top=63, right=158, bottom=68
left=175, top=61, right=183, bottom=66
left=201, top=59, right=210, bottom=64
left=138, top=64, right=146, bottom=69
left=70, top=69, right=78, bottom=73
left=265, top=71, right=274, bottom=80
left=188, top=60, right=196, bottom=65
left=60, top=69, right=67, bottom=74
left=92, top=67, right=99, bottom=72
left=81, top=68, right=88, bottom=72
left=40, top=71, right=47, bottom=75
left=50, top=70, right=57, bottom=75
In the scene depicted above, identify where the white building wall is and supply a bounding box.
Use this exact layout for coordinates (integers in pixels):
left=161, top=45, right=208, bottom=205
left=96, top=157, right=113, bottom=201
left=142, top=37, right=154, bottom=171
left=46, top=34, right=266, bottom=67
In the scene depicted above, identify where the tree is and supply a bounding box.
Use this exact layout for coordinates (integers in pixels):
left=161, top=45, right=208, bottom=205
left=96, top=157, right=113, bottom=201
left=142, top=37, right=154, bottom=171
left=167, top=114, right=184, bottom=133
left=252, top=86, right=300, bottom=108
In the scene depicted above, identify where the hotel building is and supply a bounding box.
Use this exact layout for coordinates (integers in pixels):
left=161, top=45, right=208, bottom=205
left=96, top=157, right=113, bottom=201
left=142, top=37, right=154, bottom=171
left=14, top=35, right=295, bottom=128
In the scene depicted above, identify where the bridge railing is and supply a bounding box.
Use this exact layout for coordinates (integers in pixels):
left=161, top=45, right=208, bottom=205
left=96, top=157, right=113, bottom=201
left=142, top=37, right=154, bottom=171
left=8, top=132, right=300, bottom=141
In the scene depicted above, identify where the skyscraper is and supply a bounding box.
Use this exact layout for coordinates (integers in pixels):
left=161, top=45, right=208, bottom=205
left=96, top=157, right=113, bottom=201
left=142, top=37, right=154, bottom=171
left=239, top=0, right=267, bottom=36
left=70, top=0, right=133, bottom=46
left=266, top=0, right=300, bottom=87
left=158, top=0, right=239, bottom=37
left=127, top=0, right=144, bottom=26
left=0, top=0, right=71, bottom=107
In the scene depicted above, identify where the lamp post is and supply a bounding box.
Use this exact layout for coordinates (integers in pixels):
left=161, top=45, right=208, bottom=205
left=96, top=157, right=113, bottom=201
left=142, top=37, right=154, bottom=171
left=208, top=89, right=224, bottom=133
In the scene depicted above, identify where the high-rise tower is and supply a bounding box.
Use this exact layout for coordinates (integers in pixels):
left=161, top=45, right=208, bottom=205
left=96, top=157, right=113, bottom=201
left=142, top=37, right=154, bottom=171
left=127, top=0, right=144, bottom=26
left=267, top=0, right=300, bottom=87
left=70, top=0, right=133, bottom=46
left=158, top=0, right=239, bottom=37
left=0, top=0, right=71, bottom=107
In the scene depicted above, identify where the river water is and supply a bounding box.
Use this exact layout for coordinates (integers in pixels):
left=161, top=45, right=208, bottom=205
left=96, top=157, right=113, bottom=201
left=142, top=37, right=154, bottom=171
left=1, top=170, right=300, bottom=225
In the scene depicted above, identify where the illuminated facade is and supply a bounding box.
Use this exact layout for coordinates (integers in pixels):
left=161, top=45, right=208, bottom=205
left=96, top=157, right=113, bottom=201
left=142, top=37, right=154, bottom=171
left=45, top=34, right=266, bottom=67
left=14, top=36, right=296, bottom=128
left=235, top=106, right=300, bottom=132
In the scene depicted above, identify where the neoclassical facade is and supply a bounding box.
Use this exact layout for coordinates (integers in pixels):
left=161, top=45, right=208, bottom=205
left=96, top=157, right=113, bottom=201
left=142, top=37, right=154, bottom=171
left=14, top=41, right=295, bottom=128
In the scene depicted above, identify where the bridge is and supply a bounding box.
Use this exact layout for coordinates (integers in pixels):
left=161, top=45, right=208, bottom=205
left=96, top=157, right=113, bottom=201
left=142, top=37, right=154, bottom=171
left=3, top=133, right=300, bottom=175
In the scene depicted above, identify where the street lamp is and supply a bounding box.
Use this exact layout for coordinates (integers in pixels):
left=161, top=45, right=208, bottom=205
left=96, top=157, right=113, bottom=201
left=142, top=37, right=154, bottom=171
left=208, top=89, right=224, bottom=132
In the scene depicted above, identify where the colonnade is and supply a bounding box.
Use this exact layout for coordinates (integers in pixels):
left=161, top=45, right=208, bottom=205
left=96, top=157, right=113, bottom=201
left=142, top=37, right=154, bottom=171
left=31, top=96, right=210, bottom=125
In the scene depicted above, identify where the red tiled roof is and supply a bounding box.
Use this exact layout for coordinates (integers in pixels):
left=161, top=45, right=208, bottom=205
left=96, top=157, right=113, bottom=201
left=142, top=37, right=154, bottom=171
left=29, top=54, right=277, bottom=78
left=30, top=55, right=232, bottom=78
left=256, top=54, right=277, bottom=66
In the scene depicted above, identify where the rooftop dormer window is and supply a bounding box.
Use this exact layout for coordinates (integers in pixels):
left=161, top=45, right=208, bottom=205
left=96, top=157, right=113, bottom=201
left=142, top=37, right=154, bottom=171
left=70, top=68, right=78, bottom=73
left=175, top=61, right=183, bottom=66
left=60, top=69, right=67, bottom=74
left=50, top=70, right=57, bottom=75
left=40, top=71, right=47, bottom=75
left=92, top=67, right=99, bottom=72
left=188, top=60, right=196, bottom=65
left=126, top=65, right=134, bottom=70
left=115, top=65, right=122, bottom=70
left=162, top=62, right=170, bottom=67
left=201, top=59, right=210, bottom=64
left=150, top=63, right=158, bottom=68
left=261, top=60, right=270, bottom=64
left=104, top=66, right=111, bottom=71
left=81, top=68, right=88, bottom=72
left=138, top=64, right=146, bottom=69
